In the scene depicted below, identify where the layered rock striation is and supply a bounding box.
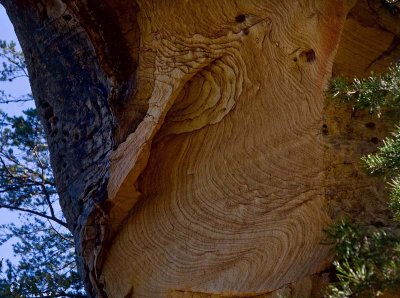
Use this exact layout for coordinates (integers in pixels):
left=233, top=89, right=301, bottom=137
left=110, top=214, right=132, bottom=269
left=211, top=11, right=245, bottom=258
left=2, top=0, right=400, bottom=297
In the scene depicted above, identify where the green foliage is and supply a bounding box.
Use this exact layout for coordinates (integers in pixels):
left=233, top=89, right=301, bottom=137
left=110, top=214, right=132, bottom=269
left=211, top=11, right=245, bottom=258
left=326, top=61, right=400, bottom=296
left=0, top=41, right=85, bottom=297
left=388, top=178, right=400, bottom=220
left=362, top=127, right=400, bottom=221
left=328, top=64, right=400, bottom=221
left=0, top=40, right=31, bottom=105
left=0, top=40, right=27, bottom=82
left=0, top=223, right=84, bottom=298
left=0, top=109, right=85, bottom=297
left=325, top=221, right=400, bottom=298
left=328, top=64, right=400, bottom=116
left=0, top=109, right=55, bottom=212
left=363, top=128, right=400, bottom=177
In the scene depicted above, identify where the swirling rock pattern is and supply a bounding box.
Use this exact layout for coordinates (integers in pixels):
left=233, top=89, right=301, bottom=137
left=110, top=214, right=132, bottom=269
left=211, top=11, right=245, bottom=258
left=5, top=0, right=400, bottom=297
left=102, top=1, right=352, bottom=297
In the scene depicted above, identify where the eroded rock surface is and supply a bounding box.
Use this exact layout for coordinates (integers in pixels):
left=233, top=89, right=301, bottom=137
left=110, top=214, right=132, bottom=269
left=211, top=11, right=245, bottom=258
left=102, top=1, right=349, bottom=297
left=2, top=0, right=400, bottom=297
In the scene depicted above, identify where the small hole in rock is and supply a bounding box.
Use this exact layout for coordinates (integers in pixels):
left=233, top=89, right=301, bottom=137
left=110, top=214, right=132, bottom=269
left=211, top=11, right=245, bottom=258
left=44, top=109, right=54, bottom=120
left=243, top=28, right=250, bottom=35
left=371, top=221, right=385, bottom=227
left=63, top=14, right=72, bottom=21
left=365, top=122, right=376, bottom=129
left=300, top=49, right=316, bottom=62
left=293, top=57, right=298, bottom=62
left=371, top=137, right=379, bottom=144
left=322, top=124, right=328, bottom=129
left=41, top=101, right=50, bottom=109
left=63, top=130, right=70, bottom=137
left=235, top=14, right=246, bottom=23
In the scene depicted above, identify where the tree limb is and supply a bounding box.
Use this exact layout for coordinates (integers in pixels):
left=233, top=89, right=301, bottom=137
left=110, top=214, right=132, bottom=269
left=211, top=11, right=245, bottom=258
left=0, top=203, right=68, bottom=228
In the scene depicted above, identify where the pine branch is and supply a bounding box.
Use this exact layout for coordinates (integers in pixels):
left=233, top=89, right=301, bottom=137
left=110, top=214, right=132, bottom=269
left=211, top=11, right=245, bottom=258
left=0, top=203, right=67, bottom=228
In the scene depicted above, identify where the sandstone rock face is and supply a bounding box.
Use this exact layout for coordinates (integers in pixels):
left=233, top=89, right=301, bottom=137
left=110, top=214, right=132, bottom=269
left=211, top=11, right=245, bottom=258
left=3, top=0, right=400, bottom=297
left=334, top=0, right=400, bottom=77
left=103, top=1, right=349, bottom=297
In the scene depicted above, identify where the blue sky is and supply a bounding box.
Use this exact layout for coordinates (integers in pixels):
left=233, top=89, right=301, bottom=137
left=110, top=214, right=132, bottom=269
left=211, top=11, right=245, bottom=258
left=0, top=5, right=33, bottom=262
left=0, top=5, right=33, bottom=116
